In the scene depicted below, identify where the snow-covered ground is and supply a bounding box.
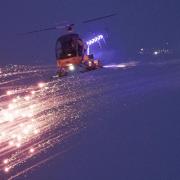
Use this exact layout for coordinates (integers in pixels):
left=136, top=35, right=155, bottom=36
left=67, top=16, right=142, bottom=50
left=0, top=59, right=180, bottom=179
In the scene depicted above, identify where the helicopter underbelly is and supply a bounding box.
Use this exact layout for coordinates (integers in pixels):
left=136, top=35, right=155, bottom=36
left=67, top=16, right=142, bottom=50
left=57, top=56, right=82, bottom=68
left=56, top=55, right=103, bottom=77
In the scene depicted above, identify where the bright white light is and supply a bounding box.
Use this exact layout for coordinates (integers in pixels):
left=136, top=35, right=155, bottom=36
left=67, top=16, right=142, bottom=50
left=31, top=90, right=36, bottom=95
left=6, top=91, right=13, bottom=96
left=104, top=62, right=138, bottom=69
left=24, top=96, right=30, bottom=101
left=17, top=135, right=22, bottom=141
left=38, top=82, right=45, bottom=88
left=1, top=132, right=6, bottom=137
left=16, top=143, right=21, bottom=148
left=153, top=51, right=159, bottom=55
left=88, top=61, right=92, bottom=67
left=9, top=141, right=14, bottom=146
left=29, top=148, right=35, bottom=153
left=3, top=112, right=14, bottom=122
left=12, top=98, right=17, bottom=103
left=103, top=64, right=127, bottom=68
left=3, top=159, right=8, bottom=164
left=8, top=103, right=15, bottom=110
left=34, top=130, right=39, bottom=134
left=4, top=167, right=9, bottom=173
left=68, top=64, right=75, bottom=71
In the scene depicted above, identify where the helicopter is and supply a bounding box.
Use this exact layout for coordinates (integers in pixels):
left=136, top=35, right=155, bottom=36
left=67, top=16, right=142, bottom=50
left=22, top=13, right=116, bottom=77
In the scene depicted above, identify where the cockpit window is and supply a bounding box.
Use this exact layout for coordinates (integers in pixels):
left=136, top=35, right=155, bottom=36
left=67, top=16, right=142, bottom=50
left=55, top=33, right=84, bottom=59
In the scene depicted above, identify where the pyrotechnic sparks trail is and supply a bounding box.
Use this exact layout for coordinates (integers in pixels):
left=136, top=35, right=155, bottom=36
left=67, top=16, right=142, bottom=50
left=1, top=60, right=178, bottom=179
left=0, top=65, right=91, bottom=179
left=0, top=62, right=137, bottom=179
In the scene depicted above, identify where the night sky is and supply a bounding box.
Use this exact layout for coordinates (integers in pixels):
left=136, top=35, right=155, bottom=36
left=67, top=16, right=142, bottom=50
left=0, top=0, right=180, bottom=64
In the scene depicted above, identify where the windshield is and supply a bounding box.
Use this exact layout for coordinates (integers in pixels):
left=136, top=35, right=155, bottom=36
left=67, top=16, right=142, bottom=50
left=55, top=33, right=83, bottom=59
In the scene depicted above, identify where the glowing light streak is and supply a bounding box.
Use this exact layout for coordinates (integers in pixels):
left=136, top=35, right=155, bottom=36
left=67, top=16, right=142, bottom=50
left=86, top=34, right=104, bottom=55
left=86, top=35, right=104, bottom=46
left=103, top=62, right=138, bottom=69
left=0, top=65, right=83, bottom=178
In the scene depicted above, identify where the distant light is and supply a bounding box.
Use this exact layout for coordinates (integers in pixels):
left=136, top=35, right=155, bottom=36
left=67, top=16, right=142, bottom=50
left=153, top=51, right=159, bottom=55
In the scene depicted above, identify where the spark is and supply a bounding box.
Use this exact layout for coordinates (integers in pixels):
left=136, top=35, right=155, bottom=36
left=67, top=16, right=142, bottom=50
left=31, top=90, right=36, bottom=95
left=29, top=148, right=35, bottom=153
left=34, top=130, right=39, bottom=134
left=3, top=159, right=8, bottom=164
left=24, top=96, right=30, bottom=101
left=16, top=143, right=21, bottom=148
left=9, top=141, right=14, bottom=146
left=17, top=135, right=22, bottom=141
left=4, top=167, right=10, bottom=173
left=8, top=103, right=16, bottom=110
left=38, top=82, right=45, bottom=88
left=6, top=90, right=13, bottom=96
left=0, top=65, right=83, bottom=179
left=86, top=34, right=104, bottom=46
left=12, top=98, right=17, bottom=103
left=1, top=132, right=6, bottom=137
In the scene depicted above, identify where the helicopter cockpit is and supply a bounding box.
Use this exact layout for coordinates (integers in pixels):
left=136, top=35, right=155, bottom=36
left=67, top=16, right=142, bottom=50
left=55, top=33, right=85, bottom=60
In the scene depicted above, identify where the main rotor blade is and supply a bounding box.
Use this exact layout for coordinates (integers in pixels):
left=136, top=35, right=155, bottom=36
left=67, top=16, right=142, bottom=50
left=82, top=13, right=117, bottom=24
left=18, top=13, right=117, bottom=35
left=18, top=25, right=65, bottom=35
left=18, top=27, right=56, bottom=35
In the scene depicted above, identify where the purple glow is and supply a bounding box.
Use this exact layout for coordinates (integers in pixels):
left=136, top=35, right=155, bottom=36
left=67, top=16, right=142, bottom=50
left=86, top=35, right=104, bottom=46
